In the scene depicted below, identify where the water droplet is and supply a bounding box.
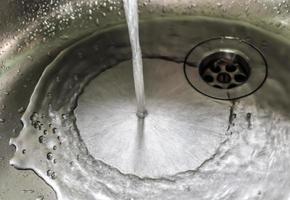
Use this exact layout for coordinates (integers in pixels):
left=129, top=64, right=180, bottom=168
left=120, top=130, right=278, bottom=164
left=3, top=91, right=9, bottom=95
left=18, top=107, right=25, bottom=113
left=27, top=55, right=33, bottom=60
left=52, top=128, right=57, bottom=134
left=47, top=169, right=53, bottom=176
left=39, top=136, right=47, bottom=144
left=51, top=171, right=56, bottom=179
left=47, top=152, right=53, bottom=160
left=95, top=18, right=100, bottom=25
left=62, top=114, right=68, bottom=119
left=60, top=35, right=69, bottom=40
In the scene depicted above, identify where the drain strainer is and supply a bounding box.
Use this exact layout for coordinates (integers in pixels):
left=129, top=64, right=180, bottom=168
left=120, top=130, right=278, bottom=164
left=199, top=50, right=251, bottom=89
left=184, top=37, right=268, bottom=100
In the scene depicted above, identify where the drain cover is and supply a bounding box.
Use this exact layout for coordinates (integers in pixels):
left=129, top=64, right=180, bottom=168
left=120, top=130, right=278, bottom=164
left=199, top=50, right=251, bottom=89
left=184, top=37, right=268, bottom=100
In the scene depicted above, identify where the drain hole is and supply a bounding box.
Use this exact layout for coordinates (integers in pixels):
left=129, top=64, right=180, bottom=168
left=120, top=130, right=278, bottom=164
left=203, top=75, right=214, bottom=83
left=210, top=65, right=221, bottom=73
left=234, top=74, right=248, bottom=82
left=217, top=73, right=231, bottom=84
left=199, top=51, right=251, bottom=89
left=225, top=64, right=237, bottom=72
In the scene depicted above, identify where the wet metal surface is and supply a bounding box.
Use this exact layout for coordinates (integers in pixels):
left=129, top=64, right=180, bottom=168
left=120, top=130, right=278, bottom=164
left=1, top=0, right=290, bottom=199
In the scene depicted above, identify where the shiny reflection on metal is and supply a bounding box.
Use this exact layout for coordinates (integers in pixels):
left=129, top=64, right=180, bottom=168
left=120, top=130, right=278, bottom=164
left=199, top=50, right=251, bottom=89
left=75, top=59, right=229, bottom=178
left=184, top=37, right=268, bottom=100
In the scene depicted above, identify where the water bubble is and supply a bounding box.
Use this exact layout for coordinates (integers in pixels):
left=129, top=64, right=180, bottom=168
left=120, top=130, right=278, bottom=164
left=51, top=171, right=57, bottom=179
left=52, top=128, right=57, bottom=134
left=47, top=169, right=53, bottom=177
left=30, top=112, right=38, bottom=121
left=39, top=136, right=47, bottom=144
left=47, top=152, right=53, bottom=160
left=38, top=122, right=43, bottom=130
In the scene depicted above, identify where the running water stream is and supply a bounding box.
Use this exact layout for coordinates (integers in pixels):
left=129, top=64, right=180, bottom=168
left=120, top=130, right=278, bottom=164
left=123, top=0, right=147, bottom=118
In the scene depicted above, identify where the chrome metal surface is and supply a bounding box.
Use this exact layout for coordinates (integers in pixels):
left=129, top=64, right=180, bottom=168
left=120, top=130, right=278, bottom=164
left=1, top=0, right=290, bottom=200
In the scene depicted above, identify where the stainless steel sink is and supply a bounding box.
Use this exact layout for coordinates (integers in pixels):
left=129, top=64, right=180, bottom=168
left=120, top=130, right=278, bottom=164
left=1, top=0, right=290, bottom=200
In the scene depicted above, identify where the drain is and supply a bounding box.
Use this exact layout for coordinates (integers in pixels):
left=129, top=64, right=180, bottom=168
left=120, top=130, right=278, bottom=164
left=184, top=37, right=268, bottom=100
left=199, top=50, right=251, bottom=89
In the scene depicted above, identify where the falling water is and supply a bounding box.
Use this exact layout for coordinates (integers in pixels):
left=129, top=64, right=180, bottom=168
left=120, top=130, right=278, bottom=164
left=123, top=0, right=147, bottom=118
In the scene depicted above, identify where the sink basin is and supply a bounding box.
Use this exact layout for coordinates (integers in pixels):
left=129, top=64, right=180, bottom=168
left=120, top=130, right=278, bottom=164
left=1, top=0, right=290, bottom=200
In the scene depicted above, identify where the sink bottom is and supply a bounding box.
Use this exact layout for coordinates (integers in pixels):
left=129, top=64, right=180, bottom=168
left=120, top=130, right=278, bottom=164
left=75, top=58, right=230, bottom=178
